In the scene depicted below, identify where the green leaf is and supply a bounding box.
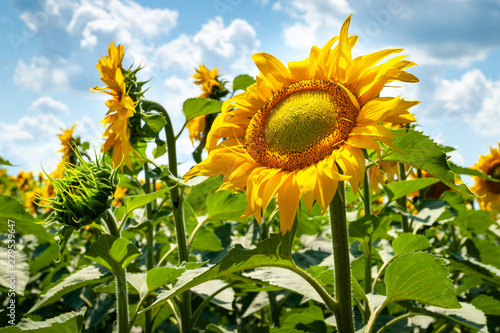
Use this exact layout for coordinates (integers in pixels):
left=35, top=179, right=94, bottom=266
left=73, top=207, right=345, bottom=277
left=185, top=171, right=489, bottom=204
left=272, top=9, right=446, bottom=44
left=29, top=243, right=59, bottom=275
left=0, top=307, right=86, bottom=332
left=29, top=265, right=111, bottom=313
left=142, top=233, right=295, bottom=313
left=191, top=226, right=223, bottom=251
left=141, top=112, right=167, bottom=134
left=153, top=138, right=167, bottom=158
left=471, top=294, right=500, bottom=316
left=84, top=235, right=141, bottom=275
left=191, top=279, right=235, bottom=311
left=0, top=156, right=15, bottom=166
left=392, top=234, right=431, bottom=256
left=385, top=252, right=461, bottom=308
left=146, top=267, right=184, bottom=292
left=124, top=188, right=169, bottom=219
left=473, top=238, right=500, bottom=269
left=463, top=210, right=495, bottom=235
left=0, top=247, right=29, bottom=295
left=449, top=161, right=500, bottom=182
left=232, top=74, right=256, bottom=92
left=206, top=190, right=247, bottom=222
left=383, top=178, right=440, bottom=202
left=349, top=215, right=376, bottom=242
left=183, top=97, right=223, bottom=123
left=382, top=129, right=475, bottom=200
left=417, top=303, right=487, bottom=332
left=244, top=267, right=326, bottom=304
left=448, top=253, right=500, bottom=286
left=282, top=304, right=324, bottom=329
left=0, top=194, right=50, bottom=243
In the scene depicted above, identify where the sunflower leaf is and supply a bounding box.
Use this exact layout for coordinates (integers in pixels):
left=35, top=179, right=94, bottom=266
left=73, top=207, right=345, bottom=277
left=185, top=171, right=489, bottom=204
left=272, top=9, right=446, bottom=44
left=0, top=156, right=15, bottom=166
left=383, top=178, right=440, bottom=202
left=124, top=188, right=170, bottom=218
left=28, top=265, right=111, bottom=313
left=0, top=194, right=50, bottom=243
left=182, top=97, right=223, bottom=123
left=232, top=74, right=256, bottom=92
left=84, top=235, right=140, bottom=275
left=2, top=307, right=87, bottom=332
left=385, top=252, right=461, bottom=309
left=449, top=161, right=500, bottom=182
left=141, top=232, right=296, bottom=314
left=382, top=129, right=476, bottom=200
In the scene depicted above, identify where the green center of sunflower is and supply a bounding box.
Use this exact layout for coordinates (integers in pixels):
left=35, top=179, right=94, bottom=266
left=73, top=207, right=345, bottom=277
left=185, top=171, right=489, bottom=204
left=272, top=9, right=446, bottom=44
left=245, top=79, right=359, bottom=171
left=487, top=162, right=500, bottom=193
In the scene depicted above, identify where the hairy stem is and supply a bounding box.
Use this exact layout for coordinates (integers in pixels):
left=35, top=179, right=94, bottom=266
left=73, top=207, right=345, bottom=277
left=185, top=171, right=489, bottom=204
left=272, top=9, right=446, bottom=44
left=141, top=99, right=191, bottom=331
left=330, top=181, right=355, bottom=333
left=397, top=162, right=410, bottom=232
left=103, top=210, right=129, bottom=333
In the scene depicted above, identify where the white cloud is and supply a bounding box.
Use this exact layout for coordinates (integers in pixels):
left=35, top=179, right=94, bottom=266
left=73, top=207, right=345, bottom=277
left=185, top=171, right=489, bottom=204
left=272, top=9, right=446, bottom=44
left=0, top=114, right=66, bottom=172
left=67, top=0, right=178, bottom=50
left=29, top=97, right=70, bottom=114
left=272, top=0, right=352, bottom=49
left=435, top=69, right=500, bottom=137
left=13, top=57, right=79, bottom=94
left=154, top=16, right=260, bottom=75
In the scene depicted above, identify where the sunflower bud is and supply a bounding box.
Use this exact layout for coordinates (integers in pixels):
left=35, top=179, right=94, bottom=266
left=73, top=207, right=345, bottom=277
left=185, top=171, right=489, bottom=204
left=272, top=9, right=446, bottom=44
left=43, top=153, right=118, bottom=229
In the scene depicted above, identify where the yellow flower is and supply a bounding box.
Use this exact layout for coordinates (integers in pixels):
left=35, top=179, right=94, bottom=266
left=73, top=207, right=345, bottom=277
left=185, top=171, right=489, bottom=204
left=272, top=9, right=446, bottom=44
left=471, top=144, right=500, bottom=211
left=184, top=15, right=419, bottom=234
left=57, top=124, right=77, bottom=166
left=112, top=186, right=128, bottom=206
left=193, top=64, right=222, bottom=98
left=368, top=162, right=398, bottom=193
left=90, top=41, right=136, bottom=170
left=187, top=115, right=207, bottom=144
left=11, top=170, right=34, bottom=193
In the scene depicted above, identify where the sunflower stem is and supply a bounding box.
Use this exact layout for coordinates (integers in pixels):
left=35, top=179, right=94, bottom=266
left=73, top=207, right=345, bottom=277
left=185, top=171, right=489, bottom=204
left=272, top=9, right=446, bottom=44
left=329, top=180, right=355, bottom=333
left=362, top=170, right=372, bottom=323
left=140, top=99, right=191, bottom=332
left=102, top=210, right=129, bottom=333
left=143, top=162, right=154, bottom=333
left=397, top=162, right=410, bottom=232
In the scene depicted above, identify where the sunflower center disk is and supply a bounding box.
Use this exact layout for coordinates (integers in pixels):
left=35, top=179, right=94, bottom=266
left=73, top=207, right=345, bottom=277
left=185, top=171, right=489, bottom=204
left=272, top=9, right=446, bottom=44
left=245, top=79, right=359, bottom=171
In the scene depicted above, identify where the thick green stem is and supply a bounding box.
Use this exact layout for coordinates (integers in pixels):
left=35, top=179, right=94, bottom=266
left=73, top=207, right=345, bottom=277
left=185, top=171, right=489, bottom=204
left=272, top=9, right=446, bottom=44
left=103, top=210, right=129, bottom=333
left=141, top=99, right=190, bottom=332
left=330, top=181, right=355, bottom=333
left=397, top=162, right=410, bottom=232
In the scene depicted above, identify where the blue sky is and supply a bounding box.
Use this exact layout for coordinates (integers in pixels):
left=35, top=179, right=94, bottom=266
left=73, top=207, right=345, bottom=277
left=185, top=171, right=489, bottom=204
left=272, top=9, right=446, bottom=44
left=1, top=0, right=500, bottom=179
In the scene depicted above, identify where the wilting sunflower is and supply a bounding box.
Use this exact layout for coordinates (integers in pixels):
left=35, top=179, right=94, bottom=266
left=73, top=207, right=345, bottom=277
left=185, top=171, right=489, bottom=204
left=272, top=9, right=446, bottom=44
left=471, top=144, right=500, bottom=211
left=57, top=124, right=77, bottom=166
left=193, top=64, right=223, bottom=98
left=184, top=15, right=419, bottom=233
left=90, top=41, right=136, bottom=170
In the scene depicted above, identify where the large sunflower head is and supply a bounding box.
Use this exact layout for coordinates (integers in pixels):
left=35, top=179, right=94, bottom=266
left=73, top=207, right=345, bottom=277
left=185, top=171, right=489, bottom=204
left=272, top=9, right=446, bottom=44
left=470, top=144, right=500, bottom=211
left=184, top=15, right=419, bottom=234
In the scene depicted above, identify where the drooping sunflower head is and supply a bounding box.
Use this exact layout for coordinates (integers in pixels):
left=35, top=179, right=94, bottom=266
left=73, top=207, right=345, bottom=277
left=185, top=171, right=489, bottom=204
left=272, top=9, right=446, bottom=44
left=42, top=151, right=118, bottom=229
left=90, top=41, right=144, bottom=171
left=184, top=15, right=419, bottom=234
left=471, top=144, right=500, bottom=211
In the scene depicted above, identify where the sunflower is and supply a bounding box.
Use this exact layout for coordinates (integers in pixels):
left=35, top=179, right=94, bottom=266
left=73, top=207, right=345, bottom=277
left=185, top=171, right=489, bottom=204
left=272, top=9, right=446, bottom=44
left=57, top=124, right=77, bottom=165
left=90, top=41, right=136, bottom=170
left=368, top=162, right=398, bottom=193
left=470, top=144, right=500, bottom=211
left=187, top=65, right=228, bottom=145
left=193, top=64, right=223, bottom=98
left=184, top=15, right=419, bottom=234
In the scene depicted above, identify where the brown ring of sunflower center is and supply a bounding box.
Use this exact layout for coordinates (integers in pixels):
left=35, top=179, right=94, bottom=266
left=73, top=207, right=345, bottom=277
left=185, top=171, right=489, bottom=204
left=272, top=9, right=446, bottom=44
left=245, top=79, right=359, bottom=171
left=486, top=161, right=500, bottom=193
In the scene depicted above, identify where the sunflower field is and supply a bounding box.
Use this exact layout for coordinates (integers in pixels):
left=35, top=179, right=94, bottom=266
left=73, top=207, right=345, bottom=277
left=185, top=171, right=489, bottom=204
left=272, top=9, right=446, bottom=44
left=2, top=14, right=500, bottom=333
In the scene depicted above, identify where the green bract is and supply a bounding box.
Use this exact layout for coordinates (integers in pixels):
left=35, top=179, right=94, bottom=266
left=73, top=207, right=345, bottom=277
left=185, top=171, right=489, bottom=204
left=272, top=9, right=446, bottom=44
left=43, top=154, right=118, bottom=229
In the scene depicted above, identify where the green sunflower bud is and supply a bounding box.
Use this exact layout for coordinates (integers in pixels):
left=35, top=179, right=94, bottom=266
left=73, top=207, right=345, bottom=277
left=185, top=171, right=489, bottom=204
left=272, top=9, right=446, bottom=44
left=43, top=153, right=118, bottom=229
